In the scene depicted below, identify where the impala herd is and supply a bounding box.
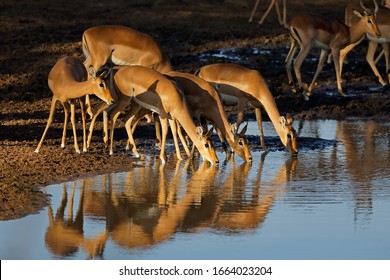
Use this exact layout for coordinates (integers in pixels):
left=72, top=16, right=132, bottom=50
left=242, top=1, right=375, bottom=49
left=35, top=0, right=387, bottom=165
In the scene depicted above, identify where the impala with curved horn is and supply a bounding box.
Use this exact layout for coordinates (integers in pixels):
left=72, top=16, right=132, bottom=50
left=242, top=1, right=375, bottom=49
left=166, top=71, right=252, bottom=162
left=285, top=0, right=381, bottom=100
left=196, top=63, right=298, bottom=156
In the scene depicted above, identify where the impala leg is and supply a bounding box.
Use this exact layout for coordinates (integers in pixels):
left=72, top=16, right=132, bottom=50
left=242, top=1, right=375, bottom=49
left=274, top=0, right=283, bottom=26
left=235, top=98, right=247, bottom=129
left=331, top=49, right=347, bottom=97
left=87, top=102, right=109, bottom=148
left=103, top=110, right=109, bottom=145
left=339, top=38, right=363, bottom=76
left=383, top=43, right=390, bottom=84
left=308, top=49, right=329, bottom=96
left=70, top=101, right=81, bottom=154
left=155, top=116, right=162, bottom=149
left=168, top=119, right=183, bottom=161
left=249, top=0, right=262, bottom=23
left=108, top=110, right=122, bottom=156
left=79, top=98, right=87, bottom=152
left=176, top=120, right=191, bottom=157
left=282, top=0, right=287, bottom=27
left=85, top=94, right=93, bottom=119
left=159, top=116, right=169, bottom=164
left=374, top=46, right=385, bottom=65
left=259, top=0, right=276, bottom=25
left=61, top=101, right=70, bottom=149
left=124, top=113, right=140, bottom=158
left=255, top=107, right=267, bottom=152
left=285, top=39, right=298, bottom=89
left=293, top=45, right=311, bottom=96
left=35, top=97, right=58, bottom=153
left=366, top=40, right=387, bottom=86
left=123, top=103, right=142, bottom=155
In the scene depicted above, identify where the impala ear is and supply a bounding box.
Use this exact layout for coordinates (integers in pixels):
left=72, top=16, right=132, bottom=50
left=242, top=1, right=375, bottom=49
left=239, top=122, right=248, bottom=136
left=99, top=67, right=113, bottom=80
left=88, top=66, right=97, bottom=80
left=230, top=122, right=238, bottom=136
left=205, top=126, right=214, bottom=137
left=353, top=9, right=364, bottom=18
left=196, top=126, right=204, bottom=140
left=286, top=113, right=293, bottom=125
left=280, top=116, right=287, bottom=130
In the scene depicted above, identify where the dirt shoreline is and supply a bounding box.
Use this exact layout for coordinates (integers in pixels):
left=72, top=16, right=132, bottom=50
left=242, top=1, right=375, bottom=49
left=1, top=0, right=390, bottom=220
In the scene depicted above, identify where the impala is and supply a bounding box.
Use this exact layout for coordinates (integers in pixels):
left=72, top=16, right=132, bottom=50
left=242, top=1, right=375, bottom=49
left=86, top=67, right=170, bottom=157
left=285, top=0, right=381, bottom=100
left=196, top=63, right=298, bottom=156
left=45, top=182, right=108, bottom=259
left=82, top=25, right=173, bottom=118
left=212, top=155, right=297, bottom=231
left=166, top=71, right=252, bottom=162
left=342, top=0, right=390, bottom=86
left=34, top=56, right=113, bottom=154
left=110, top=65, right=219, bottom=165
left=82, top=25, right=173, bottom=77
left=249, top=0, right=287, bottom=27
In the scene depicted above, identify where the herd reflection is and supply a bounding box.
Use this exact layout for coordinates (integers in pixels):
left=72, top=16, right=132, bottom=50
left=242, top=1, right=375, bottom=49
left=45, top=153, right=297, bottom=259
left=42, top=120, right=390, bottom=259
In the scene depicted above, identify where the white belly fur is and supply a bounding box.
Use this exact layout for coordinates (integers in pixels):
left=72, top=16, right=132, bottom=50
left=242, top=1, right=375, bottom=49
left=133, top=97, right=161, bottom=114
left=112, top=54, right=135, bottom=66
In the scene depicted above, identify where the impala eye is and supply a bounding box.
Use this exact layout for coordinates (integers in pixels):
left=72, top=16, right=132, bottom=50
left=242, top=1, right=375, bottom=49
left=205, top=143, right=209, bottom=148
left=99, top=82, right=104, bottom=88
left=238, top=141, right=243, bottom=146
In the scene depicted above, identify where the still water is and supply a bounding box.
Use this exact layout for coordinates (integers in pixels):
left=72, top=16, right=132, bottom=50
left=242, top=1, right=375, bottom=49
left=1, top=120, right=390, bottom=260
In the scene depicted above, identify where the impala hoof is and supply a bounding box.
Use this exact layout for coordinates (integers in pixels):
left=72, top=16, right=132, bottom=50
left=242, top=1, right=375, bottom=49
left=302, top=92, right=310, bottom=101
left=338, top=91, right=347, bottom=97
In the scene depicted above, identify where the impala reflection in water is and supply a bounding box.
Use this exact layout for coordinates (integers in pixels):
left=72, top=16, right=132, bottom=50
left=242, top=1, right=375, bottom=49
left=1, top=120, right=389, bottom=260
left=46, top=154, right=293, bottom=259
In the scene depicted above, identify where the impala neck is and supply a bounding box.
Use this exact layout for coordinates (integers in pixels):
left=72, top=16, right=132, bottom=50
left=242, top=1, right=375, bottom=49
left=217, top=112, right=237, bottom=147
left=172, top=103, right=206, bottom=151
left=348, top=19, right=370, bottom=45
left=64, top=79, right=97, bottom=99
left=258, top=88, right=285, bottom=140
left=209, top=103, right=237, bottom=147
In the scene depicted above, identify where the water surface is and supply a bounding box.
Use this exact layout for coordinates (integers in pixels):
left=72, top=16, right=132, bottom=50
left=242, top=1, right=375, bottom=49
left=1, top=120, right=390, bottom=260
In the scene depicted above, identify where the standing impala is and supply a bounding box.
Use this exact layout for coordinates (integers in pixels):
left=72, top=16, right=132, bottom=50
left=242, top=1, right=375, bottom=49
left=196, top=63, right=298, bottom=156
left=110, top=65, right=219, bottom=165
left=285, top=0, right=381, bottom=100
left=343, top=0, right=390, bottom=86
left=82, top=25, right=173, bottom=77
left=166, top=71, right=252, bottom=162
left=249, top=0, right=287, bottom=27
left=82, top=25, right=173, bottom=118
left=34, top=56, right=113, bottom=154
